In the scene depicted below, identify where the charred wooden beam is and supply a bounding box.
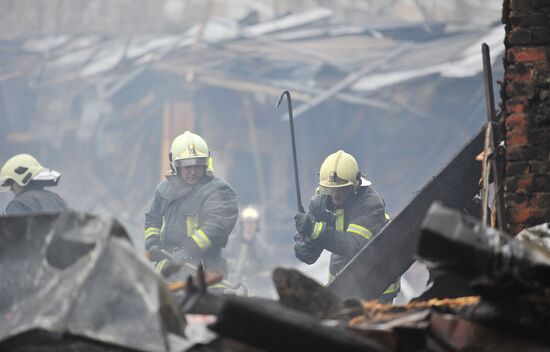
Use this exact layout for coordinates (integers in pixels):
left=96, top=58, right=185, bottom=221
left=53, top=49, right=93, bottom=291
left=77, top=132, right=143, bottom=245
left=210, top=296, right=384, bottom=352
left=272, top=268, right=347, bottom=319
left=328, top=126, right=485, bottom=299
left=418, top=202, right=550, bottom=294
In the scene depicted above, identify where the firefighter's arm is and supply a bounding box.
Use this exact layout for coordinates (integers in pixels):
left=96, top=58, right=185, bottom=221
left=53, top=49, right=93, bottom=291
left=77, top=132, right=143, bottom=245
left=317, top=202, right=386, bottom=258
left=183, top=184, right=238, bottom=259
left=144, top=189, right=163, bottom=251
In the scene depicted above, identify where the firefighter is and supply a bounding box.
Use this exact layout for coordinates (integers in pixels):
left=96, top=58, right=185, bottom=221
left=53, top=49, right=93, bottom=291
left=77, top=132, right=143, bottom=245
left=293, top=150, right=399, bottom=303
left=226, top=205, right=268, bottom=291
left=144, top=131, right=238, bottom=282
left=0, top=153, right=67, bottom=214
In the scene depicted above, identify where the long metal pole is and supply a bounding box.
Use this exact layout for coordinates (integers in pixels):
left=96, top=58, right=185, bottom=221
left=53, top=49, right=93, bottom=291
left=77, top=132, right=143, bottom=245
left=276, top=90, right=305, bottom=213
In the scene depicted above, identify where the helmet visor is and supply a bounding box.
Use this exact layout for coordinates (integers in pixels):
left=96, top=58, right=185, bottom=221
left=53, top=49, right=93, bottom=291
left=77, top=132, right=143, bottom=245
left=174, top=157, right=208, bottom=168
left=318, top=184, right=353, bottom=196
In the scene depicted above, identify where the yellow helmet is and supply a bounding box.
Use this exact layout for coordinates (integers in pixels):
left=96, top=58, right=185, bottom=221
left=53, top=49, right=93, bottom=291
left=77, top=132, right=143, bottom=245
left=241, top=206, right=260, bottom=221
left=319, top=150, right=361, bottom=193
left=0, top=154, right=45, bottom=191
left=169, top=131, right=211, bottom=172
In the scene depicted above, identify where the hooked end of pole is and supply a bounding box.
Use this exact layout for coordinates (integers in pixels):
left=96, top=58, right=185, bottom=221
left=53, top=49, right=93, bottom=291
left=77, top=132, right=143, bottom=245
left=276, top=90, right=290, bottom=109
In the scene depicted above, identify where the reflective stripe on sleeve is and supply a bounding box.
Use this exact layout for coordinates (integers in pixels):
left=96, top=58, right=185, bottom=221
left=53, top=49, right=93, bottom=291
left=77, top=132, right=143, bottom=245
left=144, top=227, right=160, bottom=239
left=186, top=215, right=199, bottom=238
left=383, top=280, right=401, bottom=294
left=385, top=212, right=391, bottom=221
left=347, top=223, right=373, bottom=240
left=191, top=229, right=213, bottom=251
left=311, top=222, right=325, bottom=239
left=208, top=282, right=226, bottom=289
left=155, top=258, right=169, bottom=273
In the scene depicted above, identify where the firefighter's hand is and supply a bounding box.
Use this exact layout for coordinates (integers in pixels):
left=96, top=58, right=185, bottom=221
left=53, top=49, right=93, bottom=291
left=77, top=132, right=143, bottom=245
left=146, top=245, right=167, bottom=262
left=294, top=212, right=314, bottom=236
left=294, top=235, right=319, bottom=265
left=172, top=246, right=193, bottom=262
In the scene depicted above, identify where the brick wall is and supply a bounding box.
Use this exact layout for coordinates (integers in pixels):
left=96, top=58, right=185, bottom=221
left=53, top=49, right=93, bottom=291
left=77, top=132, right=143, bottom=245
left=501, top=0, right=550, bottom=234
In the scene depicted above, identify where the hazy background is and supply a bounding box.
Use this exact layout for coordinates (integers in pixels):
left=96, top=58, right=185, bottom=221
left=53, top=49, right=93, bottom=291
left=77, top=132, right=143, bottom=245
left=0, top=0, right=503, bottom=299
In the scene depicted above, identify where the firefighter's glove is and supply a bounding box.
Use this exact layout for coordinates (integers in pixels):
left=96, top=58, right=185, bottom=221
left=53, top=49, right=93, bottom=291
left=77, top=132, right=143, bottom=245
left=294, top=235, right=320, bottom=265
left=147, top=245, right=167, bottom=262
left=294, top=212, right=314, bottom=236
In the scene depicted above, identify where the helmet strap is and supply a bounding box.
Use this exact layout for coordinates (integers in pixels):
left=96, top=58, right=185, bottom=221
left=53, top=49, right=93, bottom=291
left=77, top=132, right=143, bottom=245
left=355, top=172, right=361, bottom=193
left=168, top=152, right=177, bottom=175
left=206, top=156, right=214, bottom=177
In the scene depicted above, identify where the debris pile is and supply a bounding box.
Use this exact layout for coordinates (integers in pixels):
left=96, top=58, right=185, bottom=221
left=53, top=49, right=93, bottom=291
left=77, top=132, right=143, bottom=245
left=2, top=203, right=550, bottom=351
left=0, top=211, right=188, bottom=352
left=181, top=203, right=550, bottom=351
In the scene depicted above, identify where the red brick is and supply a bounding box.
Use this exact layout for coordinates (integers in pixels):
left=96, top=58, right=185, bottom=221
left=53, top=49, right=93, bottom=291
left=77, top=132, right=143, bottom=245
left=506, top=102, right=525, bottom=113
left=534, top=175, right=550, bottom=191
left=533, top=27, right=550, bottom=45
left=518, top=174, right=536, bottom=190
left=507, top=207, right=547, bottom=224
left=507, top=130, right=529, bottom=145
left=509, top=28, right=532, bottom=45
left=505, top=70, right=532, bottom=82
left=508, top=47, right=549, bottom=63
left=506, top=115, right=529, bottom=146
left=514, top=12, right=550, bottom=28
left=506, top=145, right=538, bottom=161
left=510, top=0, right=547, bottom=11
left=504, top=191, right=529, bottom=207
left=529, top=127, right=550, bottom=145
left=531, top=192, right=550, bottom=208
left=505, top=113, right=528, bottom=130
left=506, top=223, right=524, bottom=235
left=506, top=161, right=530, bottom=176
left=530, top=161, right=548, bottom=174
left=505, top=174, right=535, bottom=192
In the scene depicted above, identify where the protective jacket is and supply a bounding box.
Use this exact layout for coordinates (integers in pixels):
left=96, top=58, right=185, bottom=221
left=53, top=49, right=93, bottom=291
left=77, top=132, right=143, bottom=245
left=226, top=233, right=264, bottom=281
left=144, top=175, right=238, bottom=275
left=5, top=184, right=67, bottom=215
left=294, top=179, right=400, bottom=301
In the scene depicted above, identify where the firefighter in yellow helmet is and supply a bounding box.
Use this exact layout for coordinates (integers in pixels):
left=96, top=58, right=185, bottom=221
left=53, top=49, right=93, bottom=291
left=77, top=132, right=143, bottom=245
left=293, top=150, right=399, bottom=303
left=144, top=131, right=238, bottom=281
left=0, top=153, right=67, bottom=214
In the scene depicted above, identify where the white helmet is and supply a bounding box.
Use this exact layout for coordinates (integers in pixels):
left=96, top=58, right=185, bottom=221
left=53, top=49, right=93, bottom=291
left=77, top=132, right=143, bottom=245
left=241, top=206, right=260, bottom=221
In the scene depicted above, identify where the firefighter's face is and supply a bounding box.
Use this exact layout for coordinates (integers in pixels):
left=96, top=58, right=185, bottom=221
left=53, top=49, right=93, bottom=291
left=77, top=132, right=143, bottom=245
left=243, top=221, right=257, bottom=241
left=179, top=165, right=205, bottom=184
left=329, top=186, right=352, bottom=205
left=4, top=180, right=23, bottom=195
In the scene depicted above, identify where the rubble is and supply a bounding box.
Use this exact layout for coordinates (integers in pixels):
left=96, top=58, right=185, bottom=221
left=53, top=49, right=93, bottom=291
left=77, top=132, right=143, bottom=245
left=0, top=211, right=187, bottom=352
